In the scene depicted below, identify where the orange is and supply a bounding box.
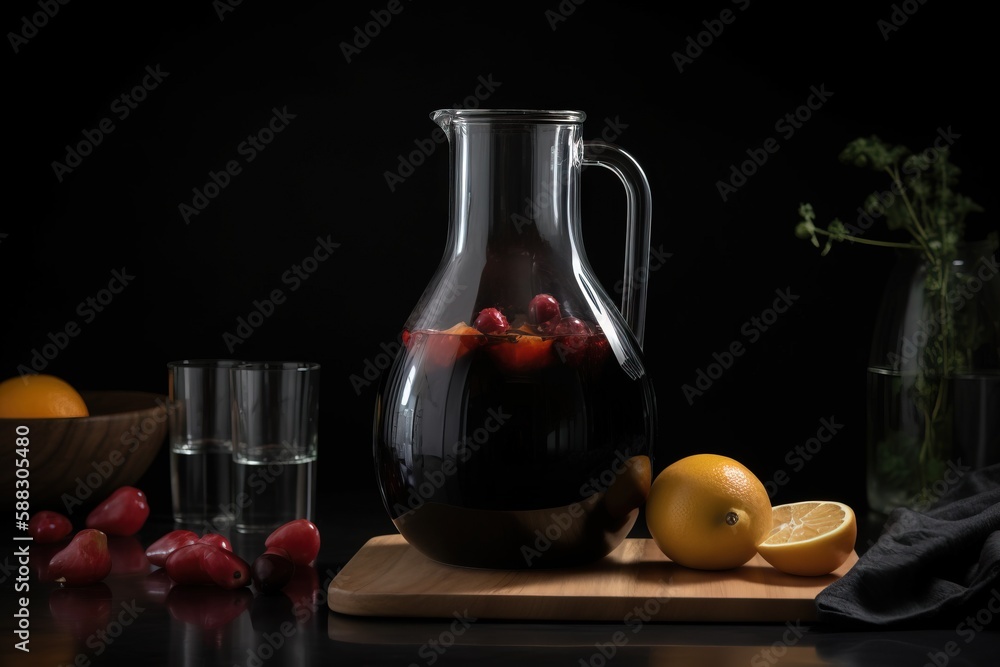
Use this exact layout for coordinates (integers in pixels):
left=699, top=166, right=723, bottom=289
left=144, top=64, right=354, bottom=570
left=645, top=453, right=771, bottom=570
left=0, top=374, right=89, bottom=418
left=756, top=501, right=857, bottom=576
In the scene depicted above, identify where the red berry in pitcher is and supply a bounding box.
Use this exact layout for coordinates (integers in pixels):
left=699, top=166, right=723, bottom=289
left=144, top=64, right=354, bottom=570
left=85, top=486, right=150, bottom=536
left=165, top=543, right=250, bottom=589
left=552, top=317, right=593, bottom=366
left=145, top=530, right=200, bottom=567
left=29, top=510, right=73, bottom=544
left=264, top=519, right=321, bottom=566
left=473, top=307, right=510, bottom=335
left=251, top=546, right=295, bottom=594
left=528, top=293, right=561, bottom=328
left=48, top=529, right=113, bottom=586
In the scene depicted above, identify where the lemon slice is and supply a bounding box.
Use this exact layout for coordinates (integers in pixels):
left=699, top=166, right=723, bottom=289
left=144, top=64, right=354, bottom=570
left=756, top=501, right=857, bottom=576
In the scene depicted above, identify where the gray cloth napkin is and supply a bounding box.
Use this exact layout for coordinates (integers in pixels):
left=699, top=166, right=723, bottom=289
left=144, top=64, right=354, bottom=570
left=815, top=463, right=1000, bottom=627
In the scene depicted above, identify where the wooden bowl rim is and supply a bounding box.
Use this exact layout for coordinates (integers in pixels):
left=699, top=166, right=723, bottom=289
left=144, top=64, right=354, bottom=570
left=0, top=389, right=169, bottom=424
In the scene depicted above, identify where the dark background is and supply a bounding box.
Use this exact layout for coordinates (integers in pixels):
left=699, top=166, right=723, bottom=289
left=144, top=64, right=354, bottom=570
left=4, top=0, right=996, bottom=525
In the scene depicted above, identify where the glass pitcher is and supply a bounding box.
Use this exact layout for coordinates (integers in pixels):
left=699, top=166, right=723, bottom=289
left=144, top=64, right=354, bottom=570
left=374, top=109, right=657, bottom=568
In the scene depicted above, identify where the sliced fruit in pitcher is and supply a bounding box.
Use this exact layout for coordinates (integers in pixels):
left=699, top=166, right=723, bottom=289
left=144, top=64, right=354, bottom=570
left=408, top=322, right=486, bottom=367
left=487, top=332, right=555, bottom=374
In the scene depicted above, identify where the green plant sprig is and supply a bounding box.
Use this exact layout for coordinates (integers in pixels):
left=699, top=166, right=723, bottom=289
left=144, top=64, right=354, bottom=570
left=794, top=136, right=982, bottom=260
left=794, top=135, right=988, bottom=503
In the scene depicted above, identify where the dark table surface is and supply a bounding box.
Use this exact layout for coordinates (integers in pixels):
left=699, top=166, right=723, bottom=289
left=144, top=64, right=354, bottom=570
left=4, top=493, right=1000, bottom=667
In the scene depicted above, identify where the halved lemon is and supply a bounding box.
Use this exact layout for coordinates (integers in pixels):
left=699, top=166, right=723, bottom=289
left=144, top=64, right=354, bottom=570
left=756, top=501, right=857, bottom=576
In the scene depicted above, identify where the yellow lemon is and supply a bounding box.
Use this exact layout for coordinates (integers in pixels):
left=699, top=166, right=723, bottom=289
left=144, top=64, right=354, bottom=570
left=756, top=501, right=857, bottom=576
left=645, top=453, right=771, bottom=570
left=0, top=374, right=90, bottom=418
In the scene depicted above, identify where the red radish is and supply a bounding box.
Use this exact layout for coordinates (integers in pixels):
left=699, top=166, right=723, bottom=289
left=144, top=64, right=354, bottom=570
left=264, top=519, right=321, bottom=566
left=85, top=486, right=150, bottom=536
left=29, top=510, right=73, bottom=544
left=164, top=543, right=250, bottom=589
left=197, top=533, right=232, bottom=552
left=48, top=529, right=113, bottom=586
left=251, top=546, right=295, bottom=594
left=145, top=530, right=200, bottom=567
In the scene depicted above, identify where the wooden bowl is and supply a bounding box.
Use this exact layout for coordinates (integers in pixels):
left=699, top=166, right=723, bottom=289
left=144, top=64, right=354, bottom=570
left=0, top=390, right=168, bottom=512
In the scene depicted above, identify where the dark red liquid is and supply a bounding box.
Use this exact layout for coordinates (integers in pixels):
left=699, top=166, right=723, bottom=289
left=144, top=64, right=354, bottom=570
left=374, top=328, right=655, bottom=568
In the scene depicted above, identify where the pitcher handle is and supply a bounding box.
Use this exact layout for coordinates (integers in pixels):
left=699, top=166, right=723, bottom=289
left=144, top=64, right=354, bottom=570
left=582, top=141, right=653, bottom=349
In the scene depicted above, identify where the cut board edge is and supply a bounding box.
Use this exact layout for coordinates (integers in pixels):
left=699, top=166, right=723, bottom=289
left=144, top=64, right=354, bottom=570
left=328, top=534, right=856, bottom=623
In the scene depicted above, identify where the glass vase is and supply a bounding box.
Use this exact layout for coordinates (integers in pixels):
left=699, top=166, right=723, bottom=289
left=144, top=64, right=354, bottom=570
left=867, top=239, right=1000, bottom=515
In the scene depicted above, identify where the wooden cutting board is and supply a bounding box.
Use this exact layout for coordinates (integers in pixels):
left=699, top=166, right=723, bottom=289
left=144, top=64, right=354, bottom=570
left=327, top=535, right=857, bottom=622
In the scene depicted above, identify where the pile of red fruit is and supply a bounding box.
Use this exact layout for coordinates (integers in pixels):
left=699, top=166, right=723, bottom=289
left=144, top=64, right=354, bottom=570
left=29, top=485, right=320, bottom=596
left=147, top=519, right=319, bottom=592
left=406, top=293, right=610, bottom=373
left=30, top=486, right=150, bottom=586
